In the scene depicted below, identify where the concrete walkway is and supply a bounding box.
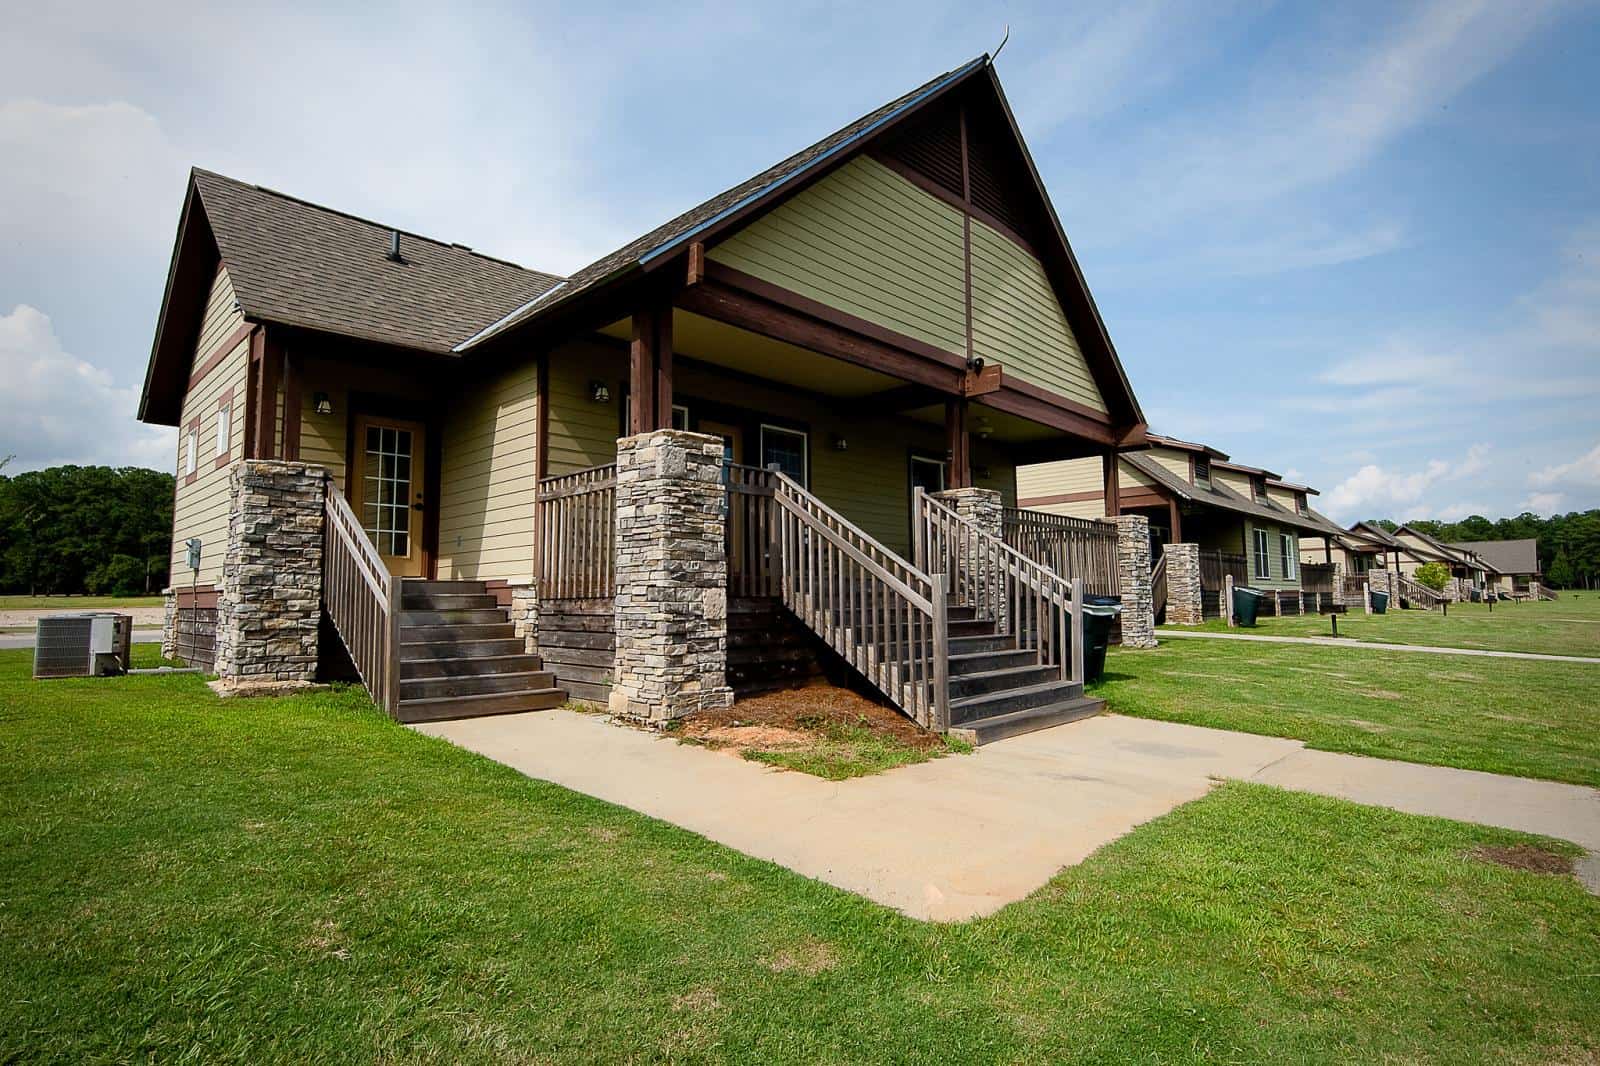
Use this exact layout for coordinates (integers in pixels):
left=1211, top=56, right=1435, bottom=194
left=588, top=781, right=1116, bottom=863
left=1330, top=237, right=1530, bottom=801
left=416, top=711, right=1600, bottom=920
left=1158, top=628, right=1600, bottom=664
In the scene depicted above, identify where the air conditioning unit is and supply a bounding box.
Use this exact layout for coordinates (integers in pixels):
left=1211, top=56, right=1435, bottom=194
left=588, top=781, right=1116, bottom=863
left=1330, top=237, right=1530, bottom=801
left=33, top=613, right=133, bottom=679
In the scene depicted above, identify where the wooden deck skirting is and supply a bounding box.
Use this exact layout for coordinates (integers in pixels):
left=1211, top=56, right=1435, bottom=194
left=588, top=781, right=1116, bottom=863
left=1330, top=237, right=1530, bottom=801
left=537, top=598, right=614, bottom=705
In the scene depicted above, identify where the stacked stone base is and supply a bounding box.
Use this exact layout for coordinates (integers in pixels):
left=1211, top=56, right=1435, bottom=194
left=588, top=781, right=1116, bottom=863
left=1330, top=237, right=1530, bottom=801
left=1115, top=516, right=1157, bottom=648
left=1164, top=543, right=1203, bottom=625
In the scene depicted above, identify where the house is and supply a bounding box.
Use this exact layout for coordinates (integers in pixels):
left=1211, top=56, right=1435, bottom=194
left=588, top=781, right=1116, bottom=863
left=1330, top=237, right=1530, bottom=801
left=137, top=55, right=1154, bottom=743
left=1450, top=539, right=1542, bottom=597
left=1391, top=525, right=1493, bottom=600
left=1016, top=434, right=1342, bottom=617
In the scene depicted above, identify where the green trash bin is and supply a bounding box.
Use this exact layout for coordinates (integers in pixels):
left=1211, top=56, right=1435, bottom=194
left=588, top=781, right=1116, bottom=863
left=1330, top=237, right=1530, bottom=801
left=1371, top=590, right=1389, bottom=614
left=1079, top=596, right=1121, bottom=683
left=1232, top=585, right=1264, bottom=626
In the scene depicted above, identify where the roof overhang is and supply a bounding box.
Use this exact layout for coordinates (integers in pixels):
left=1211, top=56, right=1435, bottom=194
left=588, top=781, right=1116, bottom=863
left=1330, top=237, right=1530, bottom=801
left=138, top=175, right=219, bottom=426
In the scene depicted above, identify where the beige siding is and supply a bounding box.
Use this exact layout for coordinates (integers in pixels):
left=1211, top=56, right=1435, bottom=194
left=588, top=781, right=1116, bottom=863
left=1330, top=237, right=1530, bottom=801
left=970, top=221, right=1107, bottom=413
left=1120, top=457, right=1154, bottom=489
left=1016, top=456, right=1101, bottom=505
left=1146, top=447, right=1190, bottom=481
left=435, top=358, right=540, bottom=582
left=709, top=156, right=967, bottom=355
left=545, top=340, right=628, bottom=475
left=1213, top=469, right=1253, bottom=498
left=294, top=359, right=437, bottom=490
left=169, top=268, right=249, bottom=587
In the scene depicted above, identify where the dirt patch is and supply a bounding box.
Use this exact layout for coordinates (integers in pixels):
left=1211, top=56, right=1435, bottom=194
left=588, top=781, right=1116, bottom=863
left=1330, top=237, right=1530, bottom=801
left=677, top=684, right=940, bottom=756
left=303, top=918, right=351, bottom=960
left=762, top=939, right=839, bottom=976
left=1469, top=844, right=1574, bottom=877
left=671, top=987, right=722, bottom=1012
left=1361, top=690, right=1404, bottom=701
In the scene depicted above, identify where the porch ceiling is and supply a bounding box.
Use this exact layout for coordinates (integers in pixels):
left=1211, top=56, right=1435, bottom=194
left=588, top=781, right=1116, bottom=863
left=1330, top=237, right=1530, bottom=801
left=599, top=311, right=901, bottom=398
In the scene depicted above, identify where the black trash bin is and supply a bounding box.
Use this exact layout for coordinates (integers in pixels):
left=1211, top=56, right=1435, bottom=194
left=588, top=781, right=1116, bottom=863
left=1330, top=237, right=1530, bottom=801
left=1079, top=595, right=1121, bottom=683
left=1232, top=585, right=1264, bottom=626
left=1371, top=590, right=1389, bottom=614
left=1469, top=588, right=1482, bottom=603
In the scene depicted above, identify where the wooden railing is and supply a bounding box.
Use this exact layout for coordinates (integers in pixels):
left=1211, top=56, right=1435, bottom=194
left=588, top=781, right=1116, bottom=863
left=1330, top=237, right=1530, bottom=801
left=1342, top=572, right=1370, bottom=601
left=1002, top=507, right=1120, bottom=597
left=917, top=490, right=1085, bottom=689
left=1199, top=550, right=1249, bottom=592
left=1396, top=575, right=1443, bottom=610
left=1536, top=585, right=1558, bottom=601
left=536, top=464, right=616, bottom=600
left=1151, top=551, right=1167, bottom=623
left=322, top=479, right=400, bottom=717
left=769, top=474, right=951, bottom=730
left=727, top=464, right=778, bottom=597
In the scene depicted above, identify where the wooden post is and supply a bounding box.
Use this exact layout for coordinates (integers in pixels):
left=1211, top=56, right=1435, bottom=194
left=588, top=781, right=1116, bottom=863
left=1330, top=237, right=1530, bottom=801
left=1224, top=572, right=1235, bottom=628
left=912, top=486, right=926, bottom=570
left=1168, top=497, right=1182, bottom=544
left=281, top=350, right=302, bottom=461
left=931, top=574, right=950, bottom=732
left=945, top=399, right=970, bottom=488
left=1069, top=577, right=1085, bottom=685
left=653, top=301, right=674, bottom=431
left=1103, top=450, right=1120, bottom=516
left=1364, top=581, right=1372, bottom=615
left=629, top=306, right=659, bottom=435
left=255, top=332, right=282, bottom=459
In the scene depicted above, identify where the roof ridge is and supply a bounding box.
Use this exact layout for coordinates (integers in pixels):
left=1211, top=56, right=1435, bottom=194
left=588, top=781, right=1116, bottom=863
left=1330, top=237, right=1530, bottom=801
left=190, top=167, right=564, bottom=282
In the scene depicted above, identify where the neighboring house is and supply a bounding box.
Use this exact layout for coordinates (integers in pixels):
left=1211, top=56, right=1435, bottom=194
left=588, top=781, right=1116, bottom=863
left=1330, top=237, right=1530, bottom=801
left=1391, top=525, right=1494, bottom=598
left=137, top=55, right=1150, bottom=741
left=1017, top=434, right=1341, bottom=612
left=1450, top=539, right=1541, bottom=595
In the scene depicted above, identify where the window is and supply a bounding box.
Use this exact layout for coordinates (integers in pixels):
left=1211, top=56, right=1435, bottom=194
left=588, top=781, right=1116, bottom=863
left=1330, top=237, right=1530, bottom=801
left=184, top=427, right=198, bottom=478
left=1294, top=491, right=1307, bottom=515
left=759, top=424, right=808, bottom=485
left=215, top=401, right=232, bottom=459
left=1253, top=528, right=1270, bottom=578
left=1251, top=475, right=1267, bottom=502
left=1279, top=533, right=1297, bottom=580
left=671, top=404, right=689, bottom=431
left=910, top=455, right=946, bottom=496
left=1193, top=455, right=1210, bottom=483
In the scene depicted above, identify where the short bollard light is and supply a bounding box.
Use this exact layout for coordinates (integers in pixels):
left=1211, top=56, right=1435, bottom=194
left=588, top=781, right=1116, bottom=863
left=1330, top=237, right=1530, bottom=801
left=1331, top=614, right=1339, bottom=637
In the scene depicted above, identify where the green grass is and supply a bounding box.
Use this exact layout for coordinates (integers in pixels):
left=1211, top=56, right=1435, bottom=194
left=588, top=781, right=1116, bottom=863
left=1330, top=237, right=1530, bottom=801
left=738, top=721, right=972, bottom=780
left=3, top=647, right=1598, bottom=1062
left=1093, top=639, right=1600, bottom=786
left=0, top=594, right=164, bottom=610
left=1167, top=595, right=1600, bottom=658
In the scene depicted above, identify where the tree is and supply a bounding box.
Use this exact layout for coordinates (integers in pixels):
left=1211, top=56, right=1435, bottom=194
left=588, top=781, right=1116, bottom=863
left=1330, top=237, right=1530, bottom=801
left=1546, top=549, right=1576, bottom=589
left=1413, top=562, right=1450, bottom=592
left=0, top=465, right=175, bottom=595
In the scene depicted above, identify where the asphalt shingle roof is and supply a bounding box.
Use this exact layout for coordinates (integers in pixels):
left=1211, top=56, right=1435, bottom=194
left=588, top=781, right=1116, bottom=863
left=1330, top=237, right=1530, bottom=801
left=1122, top=453, right=1333, bottom=535
left=193, top=169, right=563, bottom=354
left=1449, top=539, right=1539, bottom=575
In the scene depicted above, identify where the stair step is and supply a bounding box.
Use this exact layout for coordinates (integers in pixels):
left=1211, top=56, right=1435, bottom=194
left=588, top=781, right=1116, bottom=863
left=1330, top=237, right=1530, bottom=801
left=401, top=593, right=498, bottom=611
left=959, top=696, right=1105, bottom=745
left=948, top=633, right=1015, bottom=655
left=402, top=653, right=544, bottom=679
left=402, top=579, right=488, bottom=595
left=400, top=608, right=508, bottom=627
left=397, top=688, right=567, bottom=724
left=400, top=670, right=556, bottom=700
left=401, top=622, right=516, bottom=643
left=948, top=663, right=1061, bottom=699
left=948, top=648, right=1038, bottom=676
left=401, top=637, right=527, bottom=660
left=947, top=618, right=999, bottom=638
left=952, top=679, right=1084, bottom=722
left=945, top=605, right=980, bottom=622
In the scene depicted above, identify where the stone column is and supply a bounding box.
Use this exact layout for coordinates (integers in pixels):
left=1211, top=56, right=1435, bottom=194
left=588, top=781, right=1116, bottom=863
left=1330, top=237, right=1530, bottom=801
left=1330, top=561, right=1345, bottom=610
left=1164, top=543, right=1203, bottom=625
left=609, top=430, right=733, bottom=722
left=930, top=486, right=1004, bottom=620
left=214, top=460, right=325, bottom=688
left=1115, top=515, right=1157, bottom=648
left=511, top=585, right=538, bottom=653
left=161, top=588, right=177, bottom=661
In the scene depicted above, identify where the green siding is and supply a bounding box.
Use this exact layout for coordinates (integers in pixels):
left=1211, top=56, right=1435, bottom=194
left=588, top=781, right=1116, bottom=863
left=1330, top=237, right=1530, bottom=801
left=1243, top=520, right=1303, bottom=591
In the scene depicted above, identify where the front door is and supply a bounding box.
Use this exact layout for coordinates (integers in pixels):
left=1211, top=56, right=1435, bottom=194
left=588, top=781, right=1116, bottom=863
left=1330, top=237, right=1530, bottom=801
left=353, top=414, right=426, bottom=577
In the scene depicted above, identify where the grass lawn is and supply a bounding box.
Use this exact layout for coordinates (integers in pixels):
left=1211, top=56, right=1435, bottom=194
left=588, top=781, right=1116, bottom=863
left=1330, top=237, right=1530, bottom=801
left=0, top=594, right=165, bottom=611
left=3, top=647, right=1599, bottom=1063
left=1165, top=594, right=1600, bottom=658
left=1092, top=639, right=1600, bottom=786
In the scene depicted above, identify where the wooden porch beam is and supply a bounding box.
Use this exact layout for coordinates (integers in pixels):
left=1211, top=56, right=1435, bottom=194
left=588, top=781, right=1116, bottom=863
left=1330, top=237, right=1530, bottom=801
left=1103, top=449, right=1120, bottom=516
left=653, top=299, right=674, bottom=431
left=846, top=383, right=946, bottom=414
left=628, top=303, right=662, bottom=435
left=281, top=349, right=302, bottom=461
left=253, top=329, right=283, bottom=459
left=1168, top=496, right=1182, bottom=543
left=946, top=398, right=971, bottom=488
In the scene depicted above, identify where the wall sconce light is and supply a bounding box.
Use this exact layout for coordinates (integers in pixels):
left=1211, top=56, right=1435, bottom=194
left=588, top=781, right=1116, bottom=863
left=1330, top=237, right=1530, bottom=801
left=313, top=391, right=333, bottom=416
left=975, top=417, right=993, bottom=439
left=831, top=434, right=848, bottom=451
left=590, top=380, right=611, bottom=403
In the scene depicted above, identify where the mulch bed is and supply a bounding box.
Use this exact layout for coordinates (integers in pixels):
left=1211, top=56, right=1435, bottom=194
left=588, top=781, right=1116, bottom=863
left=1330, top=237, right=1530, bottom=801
left=1468, top=844, right=1574, bottom=877
left=676, top=684, right=939, bottom=753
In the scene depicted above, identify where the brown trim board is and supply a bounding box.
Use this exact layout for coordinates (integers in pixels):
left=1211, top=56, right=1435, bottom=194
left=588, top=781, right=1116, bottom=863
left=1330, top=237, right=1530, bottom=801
left=213, top=387, right=235, bottom=470
left=188, top=321, right=255, bottom=390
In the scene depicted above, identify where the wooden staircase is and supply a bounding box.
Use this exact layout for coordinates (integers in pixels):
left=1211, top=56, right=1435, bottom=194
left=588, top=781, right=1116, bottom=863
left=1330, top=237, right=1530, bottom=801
left=944, top=605, right=1103, bottom=744
left=397, top=580, right=566, bottom=723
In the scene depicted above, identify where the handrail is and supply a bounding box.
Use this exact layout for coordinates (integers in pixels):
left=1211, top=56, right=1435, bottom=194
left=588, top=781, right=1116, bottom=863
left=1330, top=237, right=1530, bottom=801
left=767, top=472, right=951, bottom=730
left=915, top=489, right=1085, bottom=687
left=537, top=464, right=616, bottom=600
left=1151, top=551, right=1168, bottom=621
left=322, top=479, right=401, bottom=717
left=1396, top=574, right=1443, bottom=610
left=1002, top=506, right=1120, bottom=597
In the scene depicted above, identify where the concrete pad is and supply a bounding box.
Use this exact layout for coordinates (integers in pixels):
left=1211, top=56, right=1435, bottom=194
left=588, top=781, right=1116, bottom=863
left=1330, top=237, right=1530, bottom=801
left=1251, top=748, right=1600, bottom=851
left=416, top=711, right=1600, bottom=918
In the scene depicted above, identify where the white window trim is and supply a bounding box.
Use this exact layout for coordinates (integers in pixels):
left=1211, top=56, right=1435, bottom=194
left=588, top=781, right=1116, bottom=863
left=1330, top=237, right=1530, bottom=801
left=1253, top=528, right=1270, bottom=579
left=759, top=423, right=808, bottom=485
left=910, top=454, right=947, bottom=493
left=1279, top=532, right=1297, bottom=580
left=215, top=402, right=232, bottom=459
left=184, top=428, right=198, bottom=477
left=671, top=404, right=689, bottom=431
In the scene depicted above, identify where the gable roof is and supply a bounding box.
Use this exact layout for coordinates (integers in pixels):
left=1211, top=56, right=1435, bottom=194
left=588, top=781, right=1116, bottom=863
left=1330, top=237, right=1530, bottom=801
left=1393, top=524, right=1481, bottom=567
left=1122, top=453, right=1331, bottom=535
left=1349, top=520, right=1403, bottom=549
left=1145, top=433, right=1229, bottom=460
left=1449, top=538, right=1539, bottom=575
left=453, top=56, right=1145, bottom=429
left=138, top=170, right=562, bottom=424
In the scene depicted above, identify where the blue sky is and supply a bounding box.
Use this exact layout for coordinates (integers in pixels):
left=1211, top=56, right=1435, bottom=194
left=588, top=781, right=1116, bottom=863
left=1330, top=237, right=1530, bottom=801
left=2, top=0, right=1597, bottom=523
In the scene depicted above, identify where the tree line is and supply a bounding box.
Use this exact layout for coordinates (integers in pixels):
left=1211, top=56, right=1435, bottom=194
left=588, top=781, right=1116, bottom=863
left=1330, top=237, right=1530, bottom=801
left=0, top=463, right=175, bottom=597
left=1369, top=510, right=1600, bottom=590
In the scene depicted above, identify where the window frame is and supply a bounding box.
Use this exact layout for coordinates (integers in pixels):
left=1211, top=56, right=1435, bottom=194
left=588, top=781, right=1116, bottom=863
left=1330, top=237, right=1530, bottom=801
left=183, top=419, right=199, bottom=483
left=1193, top=455, right=1210, bottom=484
left=1278, top=532, right=1297, bottom=580
left=214, top=390, right=234, bottom=469
left=670, top=404, right=689, bottom=431
left=758, top=423, right=809, bottom=486
left=1253, top=527, right=1270, bottom=579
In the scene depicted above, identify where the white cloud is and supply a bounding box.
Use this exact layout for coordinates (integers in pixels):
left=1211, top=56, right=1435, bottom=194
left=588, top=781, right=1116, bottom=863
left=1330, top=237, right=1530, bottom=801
left=1530, top=442, right=1600, bottom=488
left=1523, top=491, right=1566, bottom=514
left=1323, top=444, right=1491, bottom=518
left=1319, top=340, right=1464, bottom=387
left=0, top=304, right=173, bottom=471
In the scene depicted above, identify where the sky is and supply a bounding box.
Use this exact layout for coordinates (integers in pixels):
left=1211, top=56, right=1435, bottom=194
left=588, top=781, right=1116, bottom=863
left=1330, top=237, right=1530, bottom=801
left=2, top=0, right=1598, bottom=524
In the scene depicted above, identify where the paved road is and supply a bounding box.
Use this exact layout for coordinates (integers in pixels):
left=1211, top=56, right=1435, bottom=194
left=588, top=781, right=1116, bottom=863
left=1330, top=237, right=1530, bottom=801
left=1157, top=628, right=1600, bottom=664
left=418, top=711, right=1600, bottom=921
left=0, top=629, right=162, bottom=651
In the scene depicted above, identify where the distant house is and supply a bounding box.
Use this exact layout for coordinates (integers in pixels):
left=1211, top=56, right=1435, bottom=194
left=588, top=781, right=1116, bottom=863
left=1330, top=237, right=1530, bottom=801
left=1391, top=525, right=1495, bottom=599
left=1450, top=538, right=1541, bottom=596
